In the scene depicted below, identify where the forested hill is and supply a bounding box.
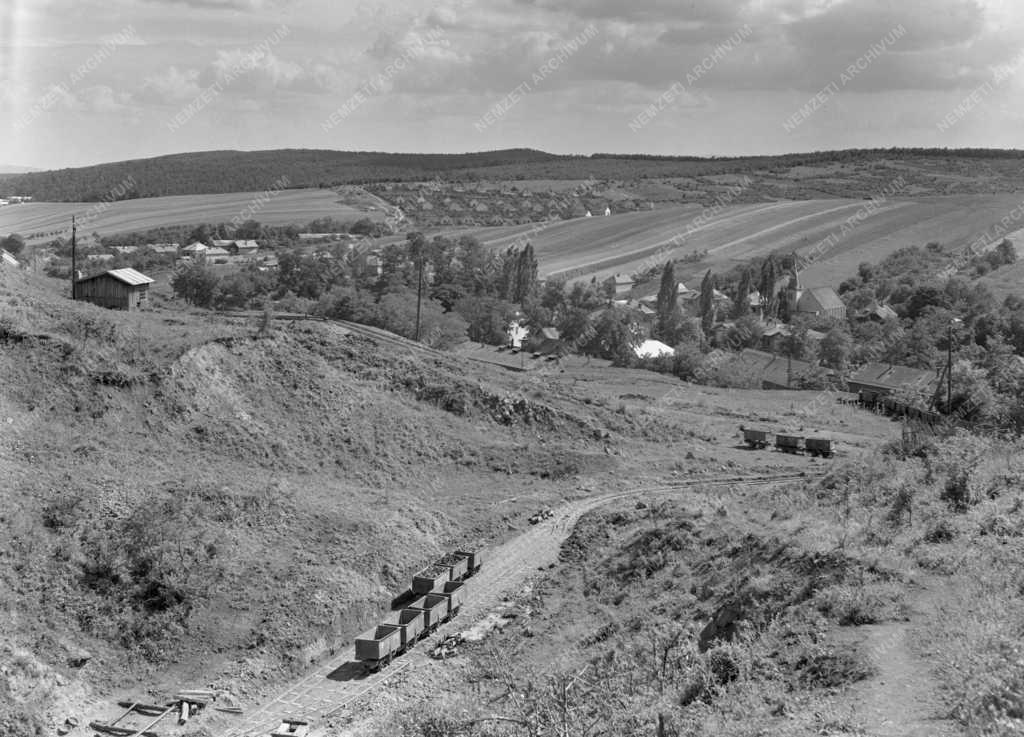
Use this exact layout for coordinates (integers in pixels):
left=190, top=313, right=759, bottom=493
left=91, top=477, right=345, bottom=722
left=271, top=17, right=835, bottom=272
left=4, top=146, right=1024, bottom=202
left=0, top=148, right=562, bottom=202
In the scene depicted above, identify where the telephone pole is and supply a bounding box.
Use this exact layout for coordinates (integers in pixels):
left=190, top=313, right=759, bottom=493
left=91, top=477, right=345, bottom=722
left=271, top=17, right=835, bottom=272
left=946, top=318, right=961, bottom=413
left=70, top=215, right=77, bottom=300
left=414, top=249, right=423, bottom=342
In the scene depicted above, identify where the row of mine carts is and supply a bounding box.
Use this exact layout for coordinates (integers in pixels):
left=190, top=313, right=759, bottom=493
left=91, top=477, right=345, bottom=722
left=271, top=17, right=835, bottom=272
left=741, top=427, right=836, bottom=458
left=353, top=549, right=482, bottom=672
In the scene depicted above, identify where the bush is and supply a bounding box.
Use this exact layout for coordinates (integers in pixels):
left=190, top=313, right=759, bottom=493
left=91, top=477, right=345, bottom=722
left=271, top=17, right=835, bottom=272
left=813, top=582, right=902, bottom=625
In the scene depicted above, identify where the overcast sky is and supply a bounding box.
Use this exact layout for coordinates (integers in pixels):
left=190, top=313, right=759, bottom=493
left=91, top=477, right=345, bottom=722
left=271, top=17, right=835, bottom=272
left=2, top=0, right=1023, bottom=170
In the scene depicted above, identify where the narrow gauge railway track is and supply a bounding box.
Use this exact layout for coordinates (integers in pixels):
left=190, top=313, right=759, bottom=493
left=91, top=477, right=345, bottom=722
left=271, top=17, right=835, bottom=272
left=215, top=471, right=816, bottom=737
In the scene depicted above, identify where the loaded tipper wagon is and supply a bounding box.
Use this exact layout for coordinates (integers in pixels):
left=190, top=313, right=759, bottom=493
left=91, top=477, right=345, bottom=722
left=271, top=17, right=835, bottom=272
left=438, top=580, right=466, bottom=615
left=354, top=548, right=483, bottom=671
left=741, top=427, right=772, bottom=449
left=455, top=548, right=483, bottom=576
left=774, top=433, right=805, bottom=454
left=412, top=563, right=452, bottom=595
left=382, top=608, right=425, bottom=651
left=804, top=437, right=836, bottom=458
left=354, top=624, right=402, bottom=671
left=417, top=593, right=455, bottom=629
left=438, top=552, right=469, bottom=581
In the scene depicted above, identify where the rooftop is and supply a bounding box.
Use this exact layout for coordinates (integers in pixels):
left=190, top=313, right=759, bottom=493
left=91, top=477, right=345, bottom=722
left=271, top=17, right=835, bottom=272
left=78, top=267, right=154, bottom=286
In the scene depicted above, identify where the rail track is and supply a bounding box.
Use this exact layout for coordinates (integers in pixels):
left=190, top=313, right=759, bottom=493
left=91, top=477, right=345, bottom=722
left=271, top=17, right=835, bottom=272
left=212, top=471, right=816, bottom=737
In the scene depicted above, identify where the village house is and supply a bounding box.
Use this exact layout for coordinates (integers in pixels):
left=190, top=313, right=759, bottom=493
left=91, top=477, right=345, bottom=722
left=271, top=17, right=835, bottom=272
left=759, top=322, right=826, bottom=354
left=209, top=239, right=259, bottom=257
left=604, top=273, right=634, bottom=297
left=181, top=242, right=207, bottom=258
left=735, top=348, right=824, bottom=389
left=526, top=327, right=566, bottom=357
left=846, top=362, right=941, bottom=406
left=145, top=243, right=180, bottom=255
left=854, top=302, right=899, bottom=322
left=229, top=240, right=260, bottom=257
left=75, top=268, right=154, bottom=311
left=634, top=339, right=674, bottom=359
left=506, top=320, right=529, bottom=350
left=205, top=247, right=231, bottom=260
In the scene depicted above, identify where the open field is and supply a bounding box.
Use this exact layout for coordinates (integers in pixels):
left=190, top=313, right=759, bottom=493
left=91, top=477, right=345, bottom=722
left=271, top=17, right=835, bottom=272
left=432, top=193, right=1024, bottom=291
left=0, top=188, right=385, bottom=243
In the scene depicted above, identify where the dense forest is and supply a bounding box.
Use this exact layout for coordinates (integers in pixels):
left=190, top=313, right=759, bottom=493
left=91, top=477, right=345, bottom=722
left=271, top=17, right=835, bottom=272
left=5, top=147, right=1024, bottom=203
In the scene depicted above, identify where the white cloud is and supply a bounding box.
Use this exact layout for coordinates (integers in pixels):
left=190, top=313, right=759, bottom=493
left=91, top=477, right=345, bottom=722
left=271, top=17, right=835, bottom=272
left=140, top=65, right=202, bottom=101
left=80, top=84, right=134, bottom=112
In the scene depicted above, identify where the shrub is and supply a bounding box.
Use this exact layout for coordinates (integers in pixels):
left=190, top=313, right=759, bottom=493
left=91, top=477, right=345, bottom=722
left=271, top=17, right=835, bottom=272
left=813, top=582, right=902, bottom=626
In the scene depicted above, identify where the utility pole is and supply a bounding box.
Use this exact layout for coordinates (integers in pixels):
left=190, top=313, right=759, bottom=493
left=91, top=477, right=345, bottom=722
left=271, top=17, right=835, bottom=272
left=70, top=215, right=77, bottom=300
left=414, top=248, right=423, bottom=342
left=946, top=319, right=960, bottom=413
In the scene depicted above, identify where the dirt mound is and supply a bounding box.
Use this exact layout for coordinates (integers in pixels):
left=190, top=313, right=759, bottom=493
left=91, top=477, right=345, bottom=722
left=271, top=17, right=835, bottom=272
left=0, top=275, right=627, bottom=733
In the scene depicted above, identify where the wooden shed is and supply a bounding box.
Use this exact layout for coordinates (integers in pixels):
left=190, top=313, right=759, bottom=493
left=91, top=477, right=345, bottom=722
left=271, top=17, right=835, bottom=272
left=75, top=267, right=154, bottom=311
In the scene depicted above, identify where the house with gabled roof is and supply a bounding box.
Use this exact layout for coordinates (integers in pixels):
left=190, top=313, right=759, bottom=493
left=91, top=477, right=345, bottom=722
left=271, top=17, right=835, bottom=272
left=75, top=268, right=154, bottom=311
left=846, top=362, right=941, bottom=405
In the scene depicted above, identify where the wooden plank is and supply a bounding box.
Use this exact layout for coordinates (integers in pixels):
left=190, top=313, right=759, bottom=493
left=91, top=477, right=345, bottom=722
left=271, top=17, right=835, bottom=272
left=115, top=702, right=167, bottom=716
left=89, top=723, right=159, bottom=737
left=127, top=706, right=174, bottom=737
left=109, top=703, right=138, bottom=727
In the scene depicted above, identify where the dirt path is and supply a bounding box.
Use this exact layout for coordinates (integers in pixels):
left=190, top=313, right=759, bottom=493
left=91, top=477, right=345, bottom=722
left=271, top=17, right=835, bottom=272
left=208, top=473, right=807, bottom=737
left=839, top=581, right=961, bottom=736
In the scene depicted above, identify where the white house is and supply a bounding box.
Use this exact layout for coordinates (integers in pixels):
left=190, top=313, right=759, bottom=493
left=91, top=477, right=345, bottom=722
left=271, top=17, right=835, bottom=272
left=604, top=206, right=611, bottom=216
left=634, top=339, right=674, bottom=359
left=506, top=320, right=529, bottom=349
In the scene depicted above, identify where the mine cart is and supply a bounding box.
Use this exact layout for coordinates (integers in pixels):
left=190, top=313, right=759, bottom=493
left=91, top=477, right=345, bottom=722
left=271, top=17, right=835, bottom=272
left=354, top=624, right=402, bottom=671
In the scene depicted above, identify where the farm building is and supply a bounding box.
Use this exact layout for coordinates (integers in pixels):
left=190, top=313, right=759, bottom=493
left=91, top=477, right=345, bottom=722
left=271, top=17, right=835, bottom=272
left=846, top=363, right=940, bottom=405
left=75, top=268, right=154, bottom=311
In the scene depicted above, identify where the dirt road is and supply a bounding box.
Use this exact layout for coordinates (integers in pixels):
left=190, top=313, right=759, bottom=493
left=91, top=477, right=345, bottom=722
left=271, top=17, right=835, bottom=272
left=211, top=473, right=809, bottom=737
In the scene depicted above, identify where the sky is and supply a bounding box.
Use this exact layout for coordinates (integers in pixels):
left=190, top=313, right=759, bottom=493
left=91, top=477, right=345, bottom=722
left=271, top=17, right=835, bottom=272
left=1, top=0, right=1023, bottom=170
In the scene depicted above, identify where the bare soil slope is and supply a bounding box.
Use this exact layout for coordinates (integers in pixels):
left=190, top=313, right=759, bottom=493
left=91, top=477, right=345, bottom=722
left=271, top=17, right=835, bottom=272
left=0, top=268, right=902, bottom=737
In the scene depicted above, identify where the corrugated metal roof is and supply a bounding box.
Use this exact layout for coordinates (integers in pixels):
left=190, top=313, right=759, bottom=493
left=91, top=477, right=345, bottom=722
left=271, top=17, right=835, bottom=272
left=848, top=362, right=937, bottom=392
left=106, top=268, right=155, bottom=286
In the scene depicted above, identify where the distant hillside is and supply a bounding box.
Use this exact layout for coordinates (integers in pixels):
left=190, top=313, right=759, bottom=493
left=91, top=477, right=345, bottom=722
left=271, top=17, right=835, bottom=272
left=7, top=147, right=1024, bottom=203
left=2, top=149, right=563, bottom=202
